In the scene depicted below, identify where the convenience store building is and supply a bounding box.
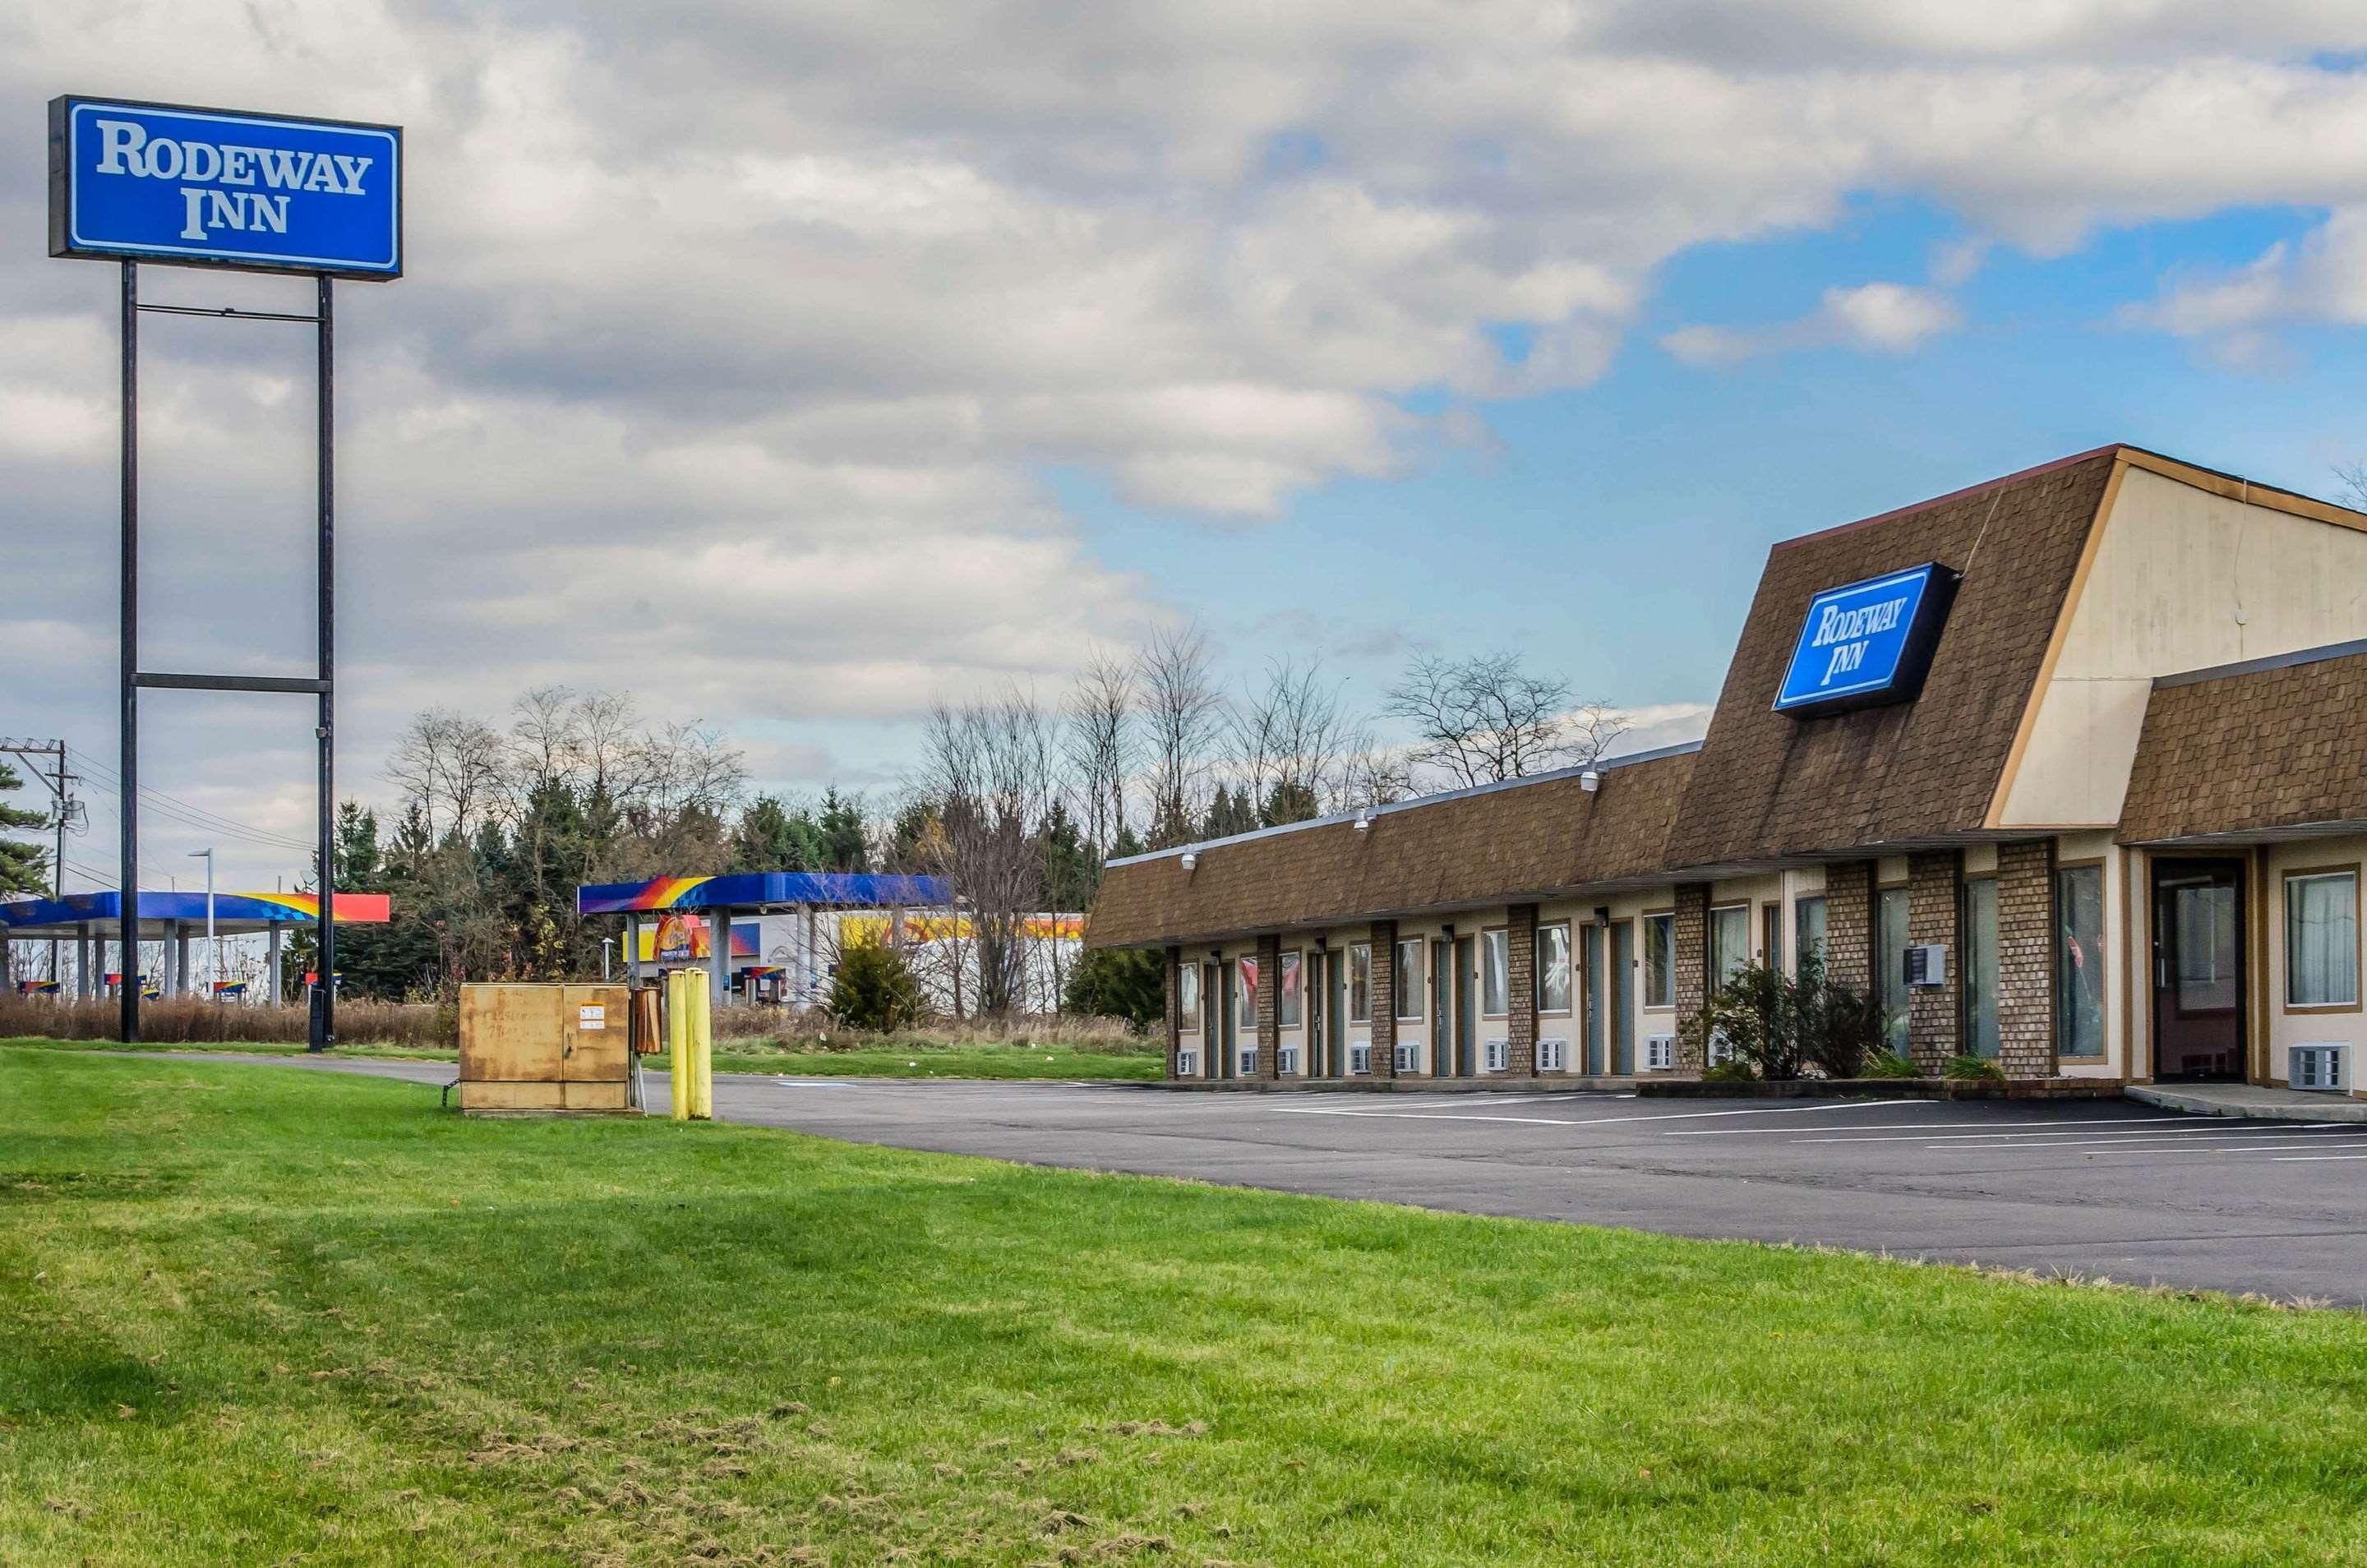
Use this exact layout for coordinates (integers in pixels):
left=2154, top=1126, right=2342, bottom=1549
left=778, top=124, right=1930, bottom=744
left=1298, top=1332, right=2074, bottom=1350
left=1087, top=445, right=2367, bottom=1097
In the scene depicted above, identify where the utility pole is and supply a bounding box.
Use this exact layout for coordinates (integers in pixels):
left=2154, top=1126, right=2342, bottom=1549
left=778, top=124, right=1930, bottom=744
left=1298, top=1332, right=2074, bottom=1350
left=1, top=738, right=79, bottom=985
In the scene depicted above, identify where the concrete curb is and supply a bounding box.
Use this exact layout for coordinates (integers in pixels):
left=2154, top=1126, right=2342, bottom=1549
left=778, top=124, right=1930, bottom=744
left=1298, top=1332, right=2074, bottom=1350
left=2126, top=1083, right=2367, bottom=1123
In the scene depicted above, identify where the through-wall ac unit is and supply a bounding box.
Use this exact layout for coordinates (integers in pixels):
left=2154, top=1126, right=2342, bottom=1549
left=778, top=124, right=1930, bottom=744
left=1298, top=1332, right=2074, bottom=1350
left=1705, top=1029, right=1733, bottom=1068
left=1394, top=1042, right=1419, bottom=1072
left=1536, top=1037, right=1566, bottom=1072
left=1484, top=1036, right=1511, bottom=1072
left=1276, top=1045, right=1301, bottom=1076
left=1238, top=1049, right=1258, bottom=1076
left=1906, top=943, right=1949, bottom=988
left=1644, top=1034, right=1676, bottom=1072
left=2290, top=1043, right=2351, bottom=1092
left=1350, top=1042, right=1372, bottom=1075
left=1174, top=1049, right=1198, bottom=1078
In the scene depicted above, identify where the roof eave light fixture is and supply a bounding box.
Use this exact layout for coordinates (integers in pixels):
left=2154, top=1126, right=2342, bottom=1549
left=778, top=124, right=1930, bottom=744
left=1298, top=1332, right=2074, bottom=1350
left=1180, top=852, right=1198, bottom=873
left=1580, top=768, right=1603, bottom=793
left=1354, top=809, right=1372, bottom=833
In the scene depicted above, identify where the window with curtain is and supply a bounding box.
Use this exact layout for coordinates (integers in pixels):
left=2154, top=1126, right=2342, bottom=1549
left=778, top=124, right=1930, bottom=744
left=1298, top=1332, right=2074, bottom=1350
left=1236, top=959, right=1258, bottom=1039
left=1348, top=943, right=1371, bottom=1023
left=1537, top=923, right=1571, bottom=1015
left=1480, top=929, right=1509, bottom=1017
left=1645, top=913, right=1675, bottom=1008
left=1395, top=938, right=1424, bottom=1020
left=1962, top=879, right=2000, bottom=1058
left=1877, top=887, right=1909, bottom=1052
left=2056, top=865, right=2105, bottom=1056
left=2286, top=870, right=2359, bottom=1008
left=1278, top=950, right=1303, bottom=1027
left=1710, top=905, right=1751, bottom=985
left=1177, top=963, right=1200, bottom=1030
left=1794, top=896, right=1828, bottom=971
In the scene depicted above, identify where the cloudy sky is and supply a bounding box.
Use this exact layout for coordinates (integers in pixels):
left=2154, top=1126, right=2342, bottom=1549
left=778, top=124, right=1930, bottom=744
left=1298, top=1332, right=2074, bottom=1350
left=7, top=2, right=2367, bottom=889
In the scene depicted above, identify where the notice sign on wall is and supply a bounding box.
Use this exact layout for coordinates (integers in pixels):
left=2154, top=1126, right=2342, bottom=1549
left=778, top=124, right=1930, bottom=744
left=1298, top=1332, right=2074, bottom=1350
left=1773, top=562, right=1959, bottom=718
left=48, top=95, right=402, bottom=279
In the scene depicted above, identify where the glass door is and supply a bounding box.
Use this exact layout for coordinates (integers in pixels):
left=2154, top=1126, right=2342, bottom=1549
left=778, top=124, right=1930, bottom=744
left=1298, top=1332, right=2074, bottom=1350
left=2152, top=859, right=2245, bottom=1081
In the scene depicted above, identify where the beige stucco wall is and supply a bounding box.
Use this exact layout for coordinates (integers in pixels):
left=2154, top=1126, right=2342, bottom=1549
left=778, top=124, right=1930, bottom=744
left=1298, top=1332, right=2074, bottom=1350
left=2000, top=464, right=2367, bottom=828
left=2262, top=836, right=2367, bottom=1091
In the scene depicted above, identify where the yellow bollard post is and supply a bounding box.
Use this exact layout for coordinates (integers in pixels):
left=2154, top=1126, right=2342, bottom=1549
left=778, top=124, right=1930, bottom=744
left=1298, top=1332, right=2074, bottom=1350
left=690, top=968, right=714, bottom=1120
left=667, top=969, right=691, bottom=1121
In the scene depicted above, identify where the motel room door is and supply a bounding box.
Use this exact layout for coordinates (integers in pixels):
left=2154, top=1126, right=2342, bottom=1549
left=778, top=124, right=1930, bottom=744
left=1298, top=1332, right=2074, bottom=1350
left=1455, top=936, right=1477, bottom=1077
left=2152, top=858, right=2246, bottom=1081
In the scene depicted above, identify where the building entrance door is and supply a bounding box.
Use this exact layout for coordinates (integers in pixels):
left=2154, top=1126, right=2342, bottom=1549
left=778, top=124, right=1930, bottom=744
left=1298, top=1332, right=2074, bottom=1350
left=2152, top=858, right=2246, bottom=1081
left=1455, top=936, right=1476, bottom=1077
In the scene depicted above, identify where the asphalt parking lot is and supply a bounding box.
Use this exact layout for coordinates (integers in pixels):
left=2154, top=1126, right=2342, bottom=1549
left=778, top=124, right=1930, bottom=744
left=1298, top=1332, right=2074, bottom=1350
left=226, top=1055, right=2367, bottom=1304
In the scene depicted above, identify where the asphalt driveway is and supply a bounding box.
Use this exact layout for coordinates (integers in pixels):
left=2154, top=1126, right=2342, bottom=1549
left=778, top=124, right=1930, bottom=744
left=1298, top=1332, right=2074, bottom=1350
left=191, top=1054, right=2367, bottom=1304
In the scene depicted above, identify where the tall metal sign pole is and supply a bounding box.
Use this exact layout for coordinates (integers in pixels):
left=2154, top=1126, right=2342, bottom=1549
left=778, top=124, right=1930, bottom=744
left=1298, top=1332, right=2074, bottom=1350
left=48, top=95, right=403, bottom=1048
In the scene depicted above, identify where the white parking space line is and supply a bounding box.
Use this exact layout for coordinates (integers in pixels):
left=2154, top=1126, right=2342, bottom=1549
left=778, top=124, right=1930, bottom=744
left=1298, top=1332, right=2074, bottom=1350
left=1670, top=1116, right=2175, bottom=1137
left=1916, top=1131, right=2367, bottom=1151
left=1268, top=1097, right=1917, bottom=1130
left=2273, top=1153, right=2367, bottom=1162
left=1789, top=1122, right=2348, bottom=1146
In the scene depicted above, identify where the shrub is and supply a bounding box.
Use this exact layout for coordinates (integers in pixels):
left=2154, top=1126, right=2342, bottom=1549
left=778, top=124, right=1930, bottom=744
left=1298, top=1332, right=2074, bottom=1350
left=1861, top=1049, right=1919, bottom=1079
left=1062, top=947, right=1165, bottom=1031
left=1690, top=961, right=1806, bottom=1080
left=826, top=939, right=924, bottom=1032
left=1701, top=1058, right=1758, bottom=1084
left=1943, top=1054, right=2005, bottom=1082
left=1795, top=957, right=1885, bottom=1078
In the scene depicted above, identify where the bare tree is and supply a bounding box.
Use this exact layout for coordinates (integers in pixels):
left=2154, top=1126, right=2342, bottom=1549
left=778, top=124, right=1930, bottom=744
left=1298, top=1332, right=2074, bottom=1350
left=385, top=708, right=506, bottom=842
left=1064, top=648, right=1135, bottom=863
left=1567, top=700, right=1631, bottom=768
left=1230, top=657, right=1355, bottom=824
left=2337, top=460, right=2367, bottom=512
left=1382, top=652, right=1572, bottom=789
left=1135, top=622, right=1223, bottom=848
left=1339, top=725, right=1414, bottom=809
left=912, top=689, right=1059, bottom=1017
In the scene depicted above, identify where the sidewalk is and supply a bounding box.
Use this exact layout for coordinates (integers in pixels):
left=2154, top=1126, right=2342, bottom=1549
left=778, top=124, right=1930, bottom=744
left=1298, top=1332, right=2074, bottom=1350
left=2126, top=1082, right=2367, bottom=1123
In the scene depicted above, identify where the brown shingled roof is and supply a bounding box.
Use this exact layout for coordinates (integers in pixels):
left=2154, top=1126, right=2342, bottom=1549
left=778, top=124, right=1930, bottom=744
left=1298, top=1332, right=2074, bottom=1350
left=2118, top=642, right=2367, bottom=843
left=1086, top=749, right=1695, bottom=949
left=1661, top=449, right=2118, bottom=865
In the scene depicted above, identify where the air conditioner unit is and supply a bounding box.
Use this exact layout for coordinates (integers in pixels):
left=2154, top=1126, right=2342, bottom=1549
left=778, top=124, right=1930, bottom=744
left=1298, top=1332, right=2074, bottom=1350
left=1536, top=1037, right=1566, bottom=1072
left=1350, top=1042, right=1372, bottom=1075
left=1238, top=1048, right=1258, bottom=1076
left=1276, top=1045, right=1301, bottom=1076
left=1394, top=1041, right=1418, bottom=1072
left=1906, top=943, right=1949, bottom=988
left=1644, top=1034, right=1676, bottom=1072
left=1174, top=1049, right=1198, bottom=1078
left=2290, top=1043, right=2350, bottom=1092
left=1485, top=1036, right=1511, bottom=1072
left=1705, top=1029, right=1733, bottom=1067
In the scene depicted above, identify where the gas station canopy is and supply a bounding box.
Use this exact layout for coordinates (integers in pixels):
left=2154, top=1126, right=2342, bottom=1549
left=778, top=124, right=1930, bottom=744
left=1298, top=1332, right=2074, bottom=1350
left=0, top=891, right=392, bottom=940
left=576, top=873, right=949, bottom=915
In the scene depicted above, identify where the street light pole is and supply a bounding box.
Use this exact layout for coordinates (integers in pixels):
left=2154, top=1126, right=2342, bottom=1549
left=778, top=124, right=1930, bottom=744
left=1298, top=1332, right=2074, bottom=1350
left=602, top=936, right=615, bottom=981
left=187, top=848, right=214, bottom=995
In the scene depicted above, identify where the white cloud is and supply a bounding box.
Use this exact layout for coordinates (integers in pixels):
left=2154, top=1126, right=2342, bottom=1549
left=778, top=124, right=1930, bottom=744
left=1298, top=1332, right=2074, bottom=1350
left=2120, top=207, right=2367, bottom=366
left=7, top=2, right=2367, bottom=879
left=1663, top=282, right=1962, bottom=365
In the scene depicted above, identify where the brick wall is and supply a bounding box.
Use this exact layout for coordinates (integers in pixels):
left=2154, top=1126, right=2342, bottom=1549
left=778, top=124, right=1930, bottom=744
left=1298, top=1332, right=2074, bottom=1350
left=1369, top=920, right=1397, bottom=1078
left=1673, top=883, right=1710, bottom=1072
left=1907, top=851, right=1962, bottom=1073
left=1996, top=840, right=2056, bottom=1081
left=1823, top=860, right=1875, bottom=995
left=1256, top=933, right=1282, bottom=1080
left=1508, top=904, right=1539, bottom=1076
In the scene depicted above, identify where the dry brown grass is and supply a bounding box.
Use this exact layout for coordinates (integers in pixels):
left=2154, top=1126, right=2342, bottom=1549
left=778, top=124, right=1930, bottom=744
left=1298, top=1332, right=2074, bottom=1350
left=0, top=993, right=1147, bottom=1054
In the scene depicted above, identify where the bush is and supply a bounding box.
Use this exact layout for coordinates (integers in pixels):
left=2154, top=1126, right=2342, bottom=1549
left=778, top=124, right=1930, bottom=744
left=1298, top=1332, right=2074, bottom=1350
left=1700, top=1058, right=1758, bottom=1084
left=1062, top=947, right=1165, bottom=1031
left=1861, top=1049, right=1919, bottom=1079
left=826, top=940, right=924, bottom=1032
left=1691, top=961, right=1806, bottom=1080
left=1943, top=1054, right=2005, bottom=1082
left=1796, top=957, right=1885, bottom=1078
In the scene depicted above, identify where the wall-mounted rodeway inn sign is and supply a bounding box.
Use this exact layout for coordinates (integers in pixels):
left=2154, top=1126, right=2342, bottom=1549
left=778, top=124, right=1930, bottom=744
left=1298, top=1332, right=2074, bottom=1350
left=1772, top=561, right=1960, bottom=717
left=48, top=95, right=401, bottom=279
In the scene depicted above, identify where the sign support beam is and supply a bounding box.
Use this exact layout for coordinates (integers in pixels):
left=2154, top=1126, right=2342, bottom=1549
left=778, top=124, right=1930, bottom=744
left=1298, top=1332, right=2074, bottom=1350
left=313, top=275, right=335, bottom=1052
left=118, top=259, right=138, bottom=1045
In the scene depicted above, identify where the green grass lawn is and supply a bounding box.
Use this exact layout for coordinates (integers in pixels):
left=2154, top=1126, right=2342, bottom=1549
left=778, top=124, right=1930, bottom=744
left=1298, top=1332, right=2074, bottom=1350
left=2, top=1035, right=1164, bottom=1081
left=4, top=1051, right=2366, bottom=1566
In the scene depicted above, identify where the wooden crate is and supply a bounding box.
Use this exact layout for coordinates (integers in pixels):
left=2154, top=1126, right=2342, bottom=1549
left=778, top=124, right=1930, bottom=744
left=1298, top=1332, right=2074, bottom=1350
left=458, top=983, right=631, bottom=1114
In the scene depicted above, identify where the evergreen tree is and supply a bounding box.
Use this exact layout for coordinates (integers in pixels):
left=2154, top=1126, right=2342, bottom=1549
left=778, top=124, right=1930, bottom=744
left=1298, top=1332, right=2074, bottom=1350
left=1261, top=779, right=1320, bottom=827
left=1039, top=800, right=1098, bottom=910
left=828, top=938, right=923, bottom=1031
left=1063, top=946, right=1165, bottom=1030
left=732, top=794, right=826, bottom=871
left=0, top=760, right=51, bottom=894
left=817, top=788, right=870, bottom=873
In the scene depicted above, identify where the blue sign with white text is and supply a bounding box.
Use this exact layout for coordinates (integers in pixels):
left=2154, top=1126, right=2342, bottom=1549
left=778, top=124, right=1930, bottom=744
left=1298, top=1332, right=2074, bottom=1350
left=50, top=97, right=402, bottom=279
left=1773, top=563, right=1958, bottom=717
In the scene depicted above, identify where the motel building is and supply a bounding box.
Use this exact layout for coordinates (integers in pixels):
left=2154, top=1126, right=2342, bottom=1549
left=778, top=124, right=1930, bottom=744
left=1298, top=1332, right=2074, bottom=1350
left=1087, top=445, right=2367, bottom=1099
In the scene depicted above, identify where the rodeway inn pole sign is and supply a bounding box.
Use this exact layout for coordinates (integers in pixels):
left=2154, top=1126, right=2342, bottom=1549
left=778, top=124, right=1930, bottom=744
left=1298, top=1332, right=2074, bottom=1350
left=48, top=92, right=402, bottom=1054
left=48, top=95, right=401, bottom=278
